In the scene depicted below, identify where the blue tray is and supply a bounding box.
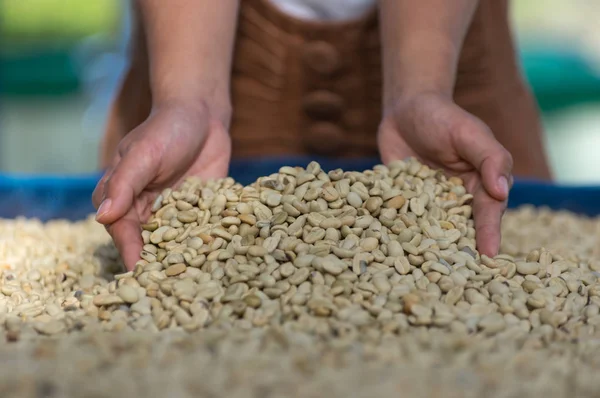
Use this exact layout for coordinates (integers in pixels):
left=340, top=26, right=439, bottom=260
left=0, top=157, right=598, bottom=221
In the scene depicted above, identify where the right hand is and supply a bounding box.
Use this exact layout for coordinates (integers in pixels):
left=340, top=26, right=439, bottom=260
left=93, top=101, right=231, bottom=270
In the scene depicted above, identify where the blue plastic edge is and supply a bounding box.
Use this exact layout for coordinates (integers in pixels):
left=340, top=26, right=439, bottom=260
left=0, top=157, right=599, bottom=221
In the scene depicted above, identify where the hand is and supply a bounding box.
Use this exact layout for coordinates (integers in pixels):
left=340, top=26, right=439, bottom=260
left=93, top=101, right=231, bottom=270
left=378, top=92, right=513, bottom=257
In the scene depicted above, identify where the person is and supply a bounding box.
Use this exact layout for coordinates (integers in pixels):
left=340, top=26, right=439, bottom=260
left=93, top=0, right=553, bottom=271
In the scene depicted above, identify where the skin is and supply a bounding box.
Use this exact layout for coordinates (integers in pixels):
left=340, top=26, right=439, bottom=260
left=378, top=0, right=513, bottom=257
left=93, top=0, right=239, bottom=268
left=96, top=0, right=526, bottom=270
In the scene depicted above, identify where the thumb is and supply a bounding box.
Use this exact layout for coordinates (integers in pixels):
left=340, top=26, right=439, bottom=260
left=95, top=144, right=158, bottom=225
left=454, top=117, right=513, bottom=201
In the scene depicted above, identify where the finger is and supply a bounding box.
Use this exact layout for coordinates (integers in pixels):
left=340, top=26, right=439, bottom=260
left=92, top=170, right=111, bottom=209
left=454, top=118, right=513, bottom=202
left=92, top=154, right=121, bottom=209
left=106, top=209, right=143, bottom=271
left=95, top=143, right=158, bottom=225
left=472, top=183, right=507, bottom=258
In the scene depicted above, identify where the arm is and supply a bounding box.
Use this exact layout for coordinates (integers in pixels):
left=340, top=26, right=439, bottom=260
left=137, top=0, right=240, bottom=122
left=378, top=0, right=479, bottom=106
left=101, top=5, right=152, bottom=168
left=377, top=1, right=514, bottom=257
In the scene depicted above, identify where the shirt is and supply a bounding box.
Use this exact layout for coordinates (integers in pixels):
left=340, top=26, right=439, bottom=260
left=268, top=0, right=375, bottom=21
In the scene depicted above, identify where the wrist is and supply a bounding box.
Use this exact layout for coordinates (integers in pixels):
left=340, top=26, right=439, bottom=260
left=152, top=96, right=232, bottom=130
left=382, top=33, right=459, bottom=108
left=152, top=94, right=232, bottom=129
left=383, top=89, right=453, bottom=120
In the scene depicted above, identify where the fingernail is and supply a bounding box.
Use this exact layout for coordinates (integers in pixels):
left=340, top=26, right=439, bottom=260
left=96, top=199, right=112, bottom=221
left=497, top=176, right=509, bottom=197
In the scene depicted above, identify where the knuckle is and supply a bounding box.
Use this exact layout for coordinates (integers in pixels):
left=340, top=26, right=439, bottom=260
left=116, top=135, right=142, bottom=158
left=454, top=111, right=486, bottom=135
left=448, top=116, right=471, bottom=138
left=489, top=146, right=513, bottom=173
left=116, top=140, right=131, bottom=158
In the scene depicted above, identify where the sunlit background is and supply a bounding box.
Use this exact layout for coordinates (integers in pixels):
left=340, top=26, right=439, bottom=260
left=2, top=0, right=600, bottom=183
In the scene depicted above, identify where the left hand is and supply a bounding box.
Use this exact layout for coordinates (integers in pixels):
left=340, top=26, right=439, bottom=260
left=377, top=92, right=514, bottom=257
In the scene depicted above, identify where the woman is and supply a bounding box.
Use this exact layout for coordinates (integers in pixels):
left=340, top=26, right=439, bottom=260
left=94, top=0, right=552, bottom=270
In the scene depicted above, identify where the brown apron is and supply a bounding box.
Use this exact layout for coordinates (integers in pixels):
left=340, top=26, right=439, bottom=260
left=102, top=0, right=551, bottom=179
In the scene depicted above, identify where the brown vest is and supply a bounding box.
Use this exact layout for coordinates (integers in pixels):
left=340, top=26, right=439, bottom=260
left=102, top=0, right=551, bottom=179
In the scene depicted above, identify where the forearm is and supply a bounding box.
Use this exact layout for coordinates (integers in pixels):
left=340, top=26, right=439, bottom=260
left=137, top=0, right=239, bottom=118
left=379, top=0, right=479, bottom=106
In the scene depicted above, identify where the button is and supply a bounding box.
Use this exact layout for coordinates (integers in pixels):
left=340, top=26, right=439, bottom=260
left=302, top=91, right=345, bottom=121
left=303, top=122, right=346, bottom=155
left=302, top=41, right=341, bottom=75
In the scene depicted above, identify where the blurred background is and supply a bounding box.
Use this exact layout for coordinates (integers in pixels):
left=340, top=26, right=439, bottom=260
left=2, top=0, right=600, bottom=183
